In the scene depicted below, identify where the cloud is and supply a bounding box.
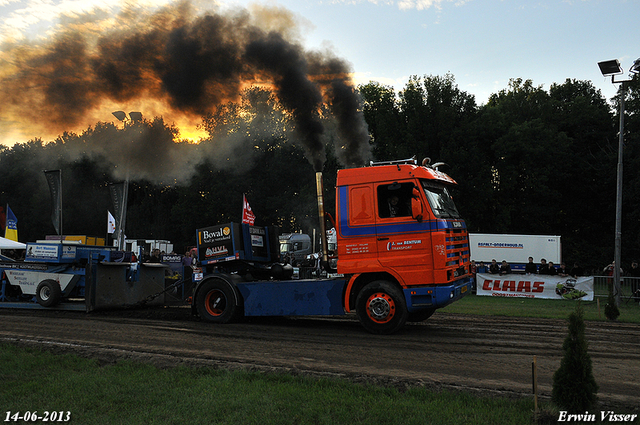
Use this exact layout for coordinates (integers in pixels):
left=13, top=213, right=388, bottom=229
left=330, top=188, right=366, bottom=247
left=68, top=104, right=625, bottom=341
left=326, top=0, right=469, bottom=10
left=0, top=0, right=204, bottom=45
left=398, top=0, right=472, bottom=10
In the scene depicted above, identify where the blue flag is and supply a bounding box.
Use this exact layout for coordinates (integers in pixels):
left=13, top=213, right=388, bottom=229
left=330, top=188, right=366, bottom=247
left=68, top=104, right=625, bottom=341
left=5, top=204, right=18, bottom=241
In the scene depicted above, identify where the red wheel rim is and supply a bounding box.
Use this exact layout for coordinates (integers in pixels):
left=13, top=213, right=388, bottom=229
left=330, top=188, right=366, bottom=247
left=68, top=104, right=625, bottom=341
left=366, top=292, right=396, bottom=324
left=204, top=290, right=226, bottom=316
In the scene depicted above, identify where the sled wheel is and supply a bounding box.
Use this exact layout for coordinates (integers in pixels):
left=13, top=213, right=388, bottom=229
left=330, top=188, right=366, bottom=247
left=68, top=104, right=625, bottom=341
left=196, top=279, right=242, bottom=324
left=407, top=308, right=435, bottom=323
left=36, top=279, right=62, bottom=307
left=356, top=280, right=408, bottom=334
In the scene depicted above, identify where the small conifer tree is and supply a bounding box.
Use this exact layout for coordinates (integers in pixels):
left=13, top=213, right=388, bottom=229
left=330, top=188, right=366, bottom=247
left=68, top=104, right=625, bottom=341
left=552, top=302, right=598, bottom=412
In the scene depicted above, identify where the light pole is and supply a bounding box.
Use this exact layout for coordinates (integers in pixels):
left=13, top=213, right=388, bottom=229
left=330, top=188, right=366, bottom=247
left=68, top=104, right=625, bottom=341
left=110, top=111, right=142, bottom=250
left=597, top=58, right=640, bottom=307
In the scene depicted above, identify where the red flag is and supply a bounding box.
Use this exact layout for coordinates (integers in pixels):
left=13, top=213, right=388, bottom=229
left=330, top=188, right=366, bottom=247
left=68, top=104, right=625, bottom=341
left=242, top=194, right=256, bottom=225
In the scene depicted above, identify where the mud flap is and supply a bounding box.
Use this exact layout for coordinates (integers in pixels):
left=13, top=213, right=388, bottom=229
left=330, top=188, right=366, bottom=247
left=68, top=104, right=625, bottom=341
left=87, top=262, right=167, bottom=311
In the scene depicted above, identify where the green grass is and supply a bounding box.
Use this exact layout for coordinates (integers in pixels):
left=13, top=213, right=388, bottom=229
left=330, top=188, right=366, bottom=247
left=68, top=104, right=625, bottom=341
left=0, top=343, right=534, bottom=425
left=443, top=293, right=640, bottom=323
left=2, top=295, right=638, bottom=424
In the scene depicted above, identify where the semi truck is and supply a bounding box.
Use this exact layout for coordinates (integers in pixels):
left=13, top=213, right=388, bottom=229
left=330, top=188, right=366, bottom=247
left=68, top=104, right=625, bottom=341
left=192, top=157, right=472, bottom=334
left=278, top=233, right=312, bottom=264
left=469, top=233, right=562, bottom=272
left=1, top=156, right=472, bottom=334
left=0, top=240, right=167, bottom=310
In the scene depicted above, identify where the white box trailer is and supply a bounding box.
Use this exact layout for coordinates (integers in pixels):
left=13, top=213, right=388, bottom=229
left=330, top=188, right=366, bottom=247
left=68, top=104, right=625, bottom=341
left=469, top=234, right=561, bottom=272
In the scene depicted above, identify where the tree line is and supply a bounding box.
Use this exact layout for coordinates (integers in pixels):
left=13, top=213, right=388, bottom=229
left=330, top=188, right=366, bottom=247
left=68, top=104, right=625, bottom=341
left=1, top=75, right=639, bottom=273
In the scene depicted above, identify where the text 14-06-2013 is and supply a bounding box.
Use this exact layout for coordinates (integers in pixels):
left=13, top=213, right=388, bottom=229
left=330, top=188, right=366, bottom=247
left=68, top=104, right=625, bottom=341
left=4, top=412, right=71, bottom=422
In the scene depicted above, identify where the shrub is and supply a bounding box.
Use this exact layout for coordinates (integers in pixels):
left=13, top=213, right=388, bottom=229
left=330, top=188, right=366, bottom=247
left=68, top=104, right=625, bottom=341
left=551, top=302, right=598, bottom=412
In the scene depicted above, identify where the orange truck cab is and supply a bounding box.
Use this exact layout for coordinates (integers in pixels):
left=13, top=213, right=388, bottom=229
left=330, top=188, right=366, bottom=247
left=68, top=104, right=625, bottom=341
left=191, top=157, right=471, bottom=335
left=335, top=157, right=472, bottom=333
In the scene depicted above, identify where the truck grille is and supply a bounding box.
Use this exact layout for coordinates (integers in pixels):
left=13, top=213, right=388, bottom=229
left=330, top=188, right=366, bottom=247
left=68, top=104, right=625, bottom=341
left=445, top=230, right=470, bottom=267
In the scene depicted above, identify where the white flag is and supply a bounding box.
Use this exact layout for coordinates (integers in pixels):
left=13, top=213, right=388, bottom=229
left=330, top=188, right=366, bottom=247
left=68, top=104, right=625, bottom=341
left=107, top=210, right=116, bottom=234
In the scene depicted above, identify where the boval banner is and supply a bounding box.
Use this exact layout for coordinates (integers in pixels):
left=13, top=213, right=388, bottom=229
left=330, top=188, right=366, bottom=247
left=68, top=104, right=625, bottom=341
left=476, top=273, right=594, bottom=301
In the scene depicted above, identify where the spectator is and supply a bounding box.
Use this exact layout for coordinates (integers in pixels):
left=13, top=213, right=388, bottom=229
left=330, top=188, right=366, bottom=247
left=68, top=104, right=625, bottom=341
left=603, top=261, right=622, bottom=290
left=190, top=248, right=198, bottom=265
left=603, top=261, right=622, bottom=277
left=557, top=262, right=569, bottom=277
left=538, top=258, right=549, bottom=275
left=626, top=261, right=640, bottom=303
left=141, top=250, right=150, bottom=263
left=476, top=261, right=488, bottom=274
left=499, top=260, right=512, bottom=275
left=489, top=259, right=499, bottom=274
left=547, top=261, right=557, bottom=276
left=570, top=262, right=583, bottom=277
left=626, top=261, right=640, bottom=278
left=182, top=251, right=192, bottom=268
left=149, top=249, right=161, bottom=263
left=524, top=256, right=537, bottom=274
left=469, top=260, right=478, bottom=292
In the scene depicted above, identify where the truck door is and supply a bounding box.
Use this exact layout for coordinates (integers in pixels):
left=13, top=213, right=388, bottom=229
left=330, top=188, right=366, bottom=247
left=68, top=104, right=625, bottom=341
left=336, top=184, right=378, bottom=273
left=374, top=181, right=434, bottom=286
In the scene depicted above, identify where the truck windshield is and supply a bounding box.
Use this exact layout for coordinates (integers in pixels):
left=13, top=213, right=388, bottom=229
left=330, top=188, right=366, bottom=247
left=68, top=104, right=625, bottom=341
left=279, top=243, right=292, bottom=254
left=421, top=180, right=461, bottom=219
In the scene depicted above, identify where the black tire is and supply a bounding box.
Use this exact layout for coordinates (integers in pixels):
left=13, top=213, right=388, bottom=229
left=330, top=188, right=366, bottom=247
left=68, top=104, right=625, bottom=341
left=407, top=308, right=435, bottom=322
left=355, top=280, right=408, bottom=334
left=35, top=279, right=62, bottom=307
left=195, top=278, right=243, bottom=324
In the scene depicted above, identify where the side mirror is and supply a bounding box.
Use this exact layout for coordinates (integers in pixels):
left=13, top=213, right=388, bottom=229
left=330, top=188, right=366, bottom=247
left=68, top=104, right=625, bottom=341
left=411, top=188, right=423, bottom=222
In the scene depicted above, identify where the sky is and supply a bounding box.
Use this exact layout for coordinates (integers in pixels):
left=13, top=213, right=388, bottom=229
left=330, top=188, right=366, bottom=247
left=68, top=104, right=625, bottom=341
left=0, top=0, right=638, bottom=147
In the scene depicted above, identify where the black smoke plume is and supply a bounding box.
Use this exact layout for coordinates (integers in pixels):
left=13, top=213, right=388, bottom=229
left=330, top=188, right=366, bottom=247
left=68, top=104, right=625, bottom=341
left=0, top=2, right=371, bottom=176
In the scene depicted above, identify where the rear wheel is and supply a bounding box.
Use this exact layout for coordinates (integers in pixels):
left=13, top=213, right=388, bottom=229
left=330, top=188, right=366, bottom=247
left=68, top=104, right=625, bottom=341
left=196, top=279, right=243, bottom=324
left=356, top=280, right=408, bottom=334
left=36, top=279, right=62, bottom=307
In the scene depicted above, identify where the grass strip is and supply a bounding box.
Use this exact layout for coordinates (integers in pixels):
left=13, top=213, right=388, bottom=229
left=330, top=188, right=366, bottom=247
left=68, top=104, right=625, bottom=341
left=0, top=343, right=534, bottom=425
left=2, top=294, right=637, bottom=424
left=443, top=294, right=640, bottom=323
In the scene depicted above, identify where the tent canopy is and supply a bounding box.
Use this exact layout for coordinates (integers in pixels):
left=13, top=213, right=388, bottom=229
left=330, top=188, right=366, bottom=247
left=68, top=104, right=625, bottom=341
left=0, top=236, right=26, bottom=249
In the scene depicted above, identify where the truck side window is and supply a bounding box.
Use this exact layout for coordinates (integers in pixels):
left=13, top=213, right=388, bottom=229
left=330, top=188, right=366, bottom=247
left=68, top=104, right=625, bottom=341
left=377, top=183, right=413, bottom=218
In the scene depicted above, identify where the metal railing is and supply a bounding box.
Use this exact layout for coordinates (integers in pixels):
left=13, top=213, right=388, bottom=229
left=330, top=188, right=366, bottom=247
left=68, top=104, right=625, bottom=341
left=593, top=275, right=640, bottom=302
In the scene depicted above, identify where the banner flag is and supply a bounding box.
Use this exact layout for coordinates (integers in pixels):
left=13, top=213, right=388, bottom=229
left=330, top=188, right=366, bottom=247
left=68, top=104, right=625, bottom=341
left=4, top=204, right=18, bottom=241
left=107, top=210, right=116, bottom=234
left=43, top=169, right=62, bottom=235
left=476, top=273, right=594, bottom=301
left=109, top=182, right=128, bottom=248
left=242, top=194, right=256, bottom=225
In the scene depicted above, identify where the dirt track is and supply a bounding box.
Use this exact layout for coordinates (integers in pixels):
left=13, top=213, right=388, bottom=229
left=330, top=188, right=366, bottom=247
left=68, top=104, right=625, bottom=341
left=1, top=306, right=638, bottom=411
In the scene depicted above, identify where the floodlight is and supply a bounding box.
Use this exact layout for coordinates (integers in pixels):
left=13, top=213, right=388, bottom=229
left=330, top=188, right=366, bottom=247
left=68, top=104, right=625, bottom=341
left=112, top=111, right=127, bottom=121
left=598, top=59, right=623, bottom=77
left=630, top=58, right=640, bottom=74
left=129, top=112, right=143, bottom=122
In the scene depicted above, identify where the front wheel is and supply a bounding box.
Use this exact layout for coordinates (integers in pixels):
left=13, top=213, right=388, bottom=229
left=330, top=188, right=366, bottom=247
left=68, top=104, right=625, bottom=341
left=355, top=280, right=408, bottom=334
left=36, top=279, right=62, bottom=307
left=195, top=279, right=243, bottom=324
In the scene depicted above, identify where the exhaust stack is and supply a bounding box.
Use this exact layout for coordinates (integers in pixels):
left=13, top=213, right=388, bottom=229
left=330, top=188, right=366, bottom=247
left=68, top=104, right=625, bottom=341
left=315, top=172, right=329, bottom=267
